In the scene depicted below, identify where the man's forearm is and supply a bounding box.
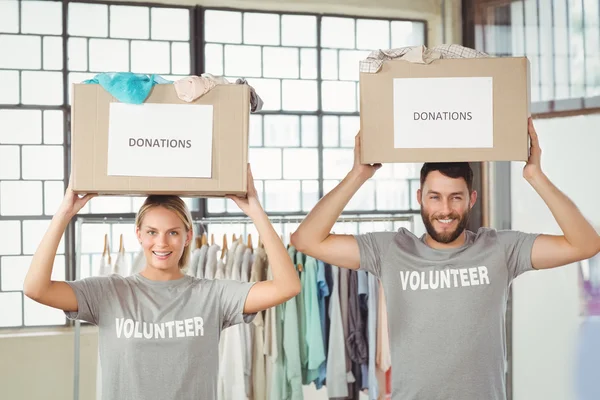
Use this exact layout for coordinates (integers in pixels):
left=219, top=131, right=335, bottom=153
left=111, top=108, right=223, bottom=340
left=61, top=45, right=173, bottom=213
left=528, top=172, right=600, bottom=255
left=292, top=170, right=369, bottom=246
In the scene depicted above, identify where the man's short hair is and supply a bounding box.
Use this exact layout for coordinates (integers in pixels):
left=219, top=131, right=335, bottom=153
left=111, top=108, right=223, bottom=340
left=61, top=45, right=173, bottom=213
left=420, top=162, right=474, bottom=191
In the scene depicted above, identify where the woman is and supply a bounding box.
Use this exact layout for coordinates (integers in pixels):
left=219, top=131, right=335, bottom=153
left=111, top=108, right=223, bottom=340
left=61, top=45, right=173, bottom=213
left=23, top=165, right=301, bottom=400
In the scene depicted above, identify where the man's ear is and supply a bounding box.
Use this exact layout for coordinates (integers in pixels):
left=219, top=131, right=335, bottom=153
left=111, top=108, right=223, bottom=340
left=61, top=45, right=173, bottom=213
left=469, top=190, right=478, bottom=208
left=417, top=188, right=423, bottom=206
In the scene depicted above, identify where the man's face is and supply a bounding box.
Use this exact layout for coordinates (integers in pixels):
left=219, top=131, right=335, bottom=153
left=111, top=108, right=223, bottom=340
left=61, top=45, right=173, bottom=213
left=417, top=171, right=477, bottom=244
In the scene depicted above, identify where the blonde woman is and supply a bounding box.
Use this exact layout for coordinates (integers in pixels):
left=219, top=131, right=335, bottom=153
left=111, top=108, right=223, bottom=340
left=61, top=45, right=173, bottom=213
left=23, top=166, right=300, bottom=400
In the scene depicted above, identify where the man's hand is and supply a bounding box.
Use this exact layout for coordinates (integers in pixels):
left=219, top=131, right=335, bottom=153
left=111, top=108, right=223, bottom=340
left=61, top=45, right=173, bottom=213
left=523, top=117, right=543, bottom=182
left=351, top=133, right=382, bottom=180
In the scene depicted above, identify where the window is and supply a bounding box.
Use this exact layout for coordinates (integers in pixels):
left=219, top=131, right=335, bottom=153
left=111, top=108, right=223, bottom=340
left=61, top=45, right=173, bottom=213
left=472, top=0, right=600, bottom=113
left=203, top=10, right=426, bottom=216
left=0, top=1, right=425, bottom=329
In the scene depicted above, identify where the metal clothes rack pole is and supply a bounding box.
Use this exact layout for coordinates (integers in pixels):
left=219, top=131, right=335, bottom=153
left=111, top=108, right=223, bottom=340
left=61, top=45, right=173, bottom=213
left=71, top=213, right=414, bottom=400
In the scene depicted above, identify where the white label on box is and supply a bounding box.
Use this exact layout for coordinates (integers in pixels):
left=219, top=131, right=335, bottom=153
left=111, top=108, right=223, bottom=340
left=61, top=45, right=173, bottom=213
left=107, top=103, right=214, bottom=178
left=393, top=77, right=493, bottom=149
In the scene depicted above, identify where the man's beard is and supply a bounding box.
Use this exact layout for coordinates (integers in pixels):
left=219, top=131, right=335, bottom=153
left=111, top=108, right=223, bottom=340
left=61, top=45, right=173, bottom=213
left=421, top=208, right=470, bottom=244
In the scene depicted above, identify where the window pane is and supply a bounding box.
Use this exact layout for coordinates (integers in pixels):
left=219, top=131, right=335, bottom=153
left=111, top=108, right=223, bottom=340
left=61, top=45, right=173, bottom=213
left=282, top=80, right=318, bottom=111
left=264, top=115, right=300, bottom=147
left=68, top=3, right=108, bottom=37
left=300, top=48, right=318, bottom=79
left=89, top=39, right=129, bottom=72
left=225, top=45, right=261, bottom=77
left=0, top=0, right=19, bottom=34
left=204, top=43, right=223, bottom=75
left=340, top=116, right=360, bottom=147
left=264, top=180, right=301, bottom=212
left=263, top=47, right=299, bottom=79
left=339, top=50, right=369, bottom=81
left=110, top=5, right=149, bottom=39
left=44, top=181, right=64, bottom=216
left=0, top=292, right=22, bottom=327
left=43, top=110, right=64, bottom=145
left=0, top=35, right=41, bottom=69
left=323, top=148, right=352, bottom=179
left=88, top=196, right=134, bottom=214
left=356, top=19, right=389, bottom=50
left=321, top=49, right=338, bottom=80
left=323, top=116, right=339, bottom=147
left=322, top=81, right=356, bottom=112
left=0, top=221, right=20, bottom=255
left=282, top=15, right=317, bottom=47
left=249, top=114, right=263, bottom=147
left=249, top=148, right=282, bottom=179
left=131, top=41, right=170, bottom=74
left=68, top=38, right=88, bottom=71
left=22, top=1, right=62, bottom=35
left=321, top=17, right=355, bottom=49
left=302, top=180, right=319, bottom=212
left=0, top=181, right=43, bottom=216
left=205, top=10, right=241, bottom=43
left=376, top=180, right=410, bottom=210
left=0, top=70, right=19, bottom=104
left=246, top=78, right=280, bottom=110
left=43, top=36, right=63, bottom=70
left=391, top=21, right=425, bottom=47
left=22, top=146, right=64, bottom=180
left=301, top=116, right=318, bottom=147
left=172, top=42, right=190, bottom=75
left=23, top=220, right=65, bottom=254
left=0, top=110, right=42, bottom=144
left=24, top=295, right=66, bottom=326
left=283, top=148, right=319, bottom=179
left=150, top=8, right=189, bottom=41
left=0, top=145, right=20, bottom=179
left=244, top=13, right=279, bottom=45
left=21, top=71, right=63, bottom=105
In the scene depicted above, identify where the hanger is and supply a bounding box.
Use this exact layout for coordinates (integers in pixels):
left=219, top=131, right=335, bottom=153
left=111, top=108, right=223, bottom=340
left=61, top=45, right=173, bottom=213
left=247, top=233, right=253, bottom=253
left=103, top=233, right=112, bottom=265
left=119, top=234, right=124, bottom=254
left=210, top=233, right=214, bottom=245
left=221, top=234, right=228, bottom=259
left=201, top=232, right=208, bottom=246
left=232, top=233, right=237, bottom=243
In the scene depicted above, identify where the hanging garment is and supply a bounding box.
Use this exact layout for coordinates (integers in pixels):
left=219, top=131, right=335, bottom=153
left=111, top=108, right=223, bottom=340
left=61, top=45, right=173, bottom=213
left=187, top=246, right=203, bottom=277
left=214, top=259, right=226, bottom=280
left=339, top=267, right=356, bottom=398
left=282, top=245, right=303, bottom=400
left=98, top=254, right=112, bottom=277
left=195, top=244, right=209, bottom=280
left=112, top=248, right=129, bottom=277
left=218, top=241, right=248, bottom=400
left=130, top=250, right=145, bottom=276
left=204, top=244, right=220, bottom=280
left=367, top=273, right=380, bottom=400
left=575, top=317, right=600, bottom=400
left=225, top=240, right=240, bottom=279
left=83, top=72, right=171, bottom=104
left=265, top=263, right=282, bottom=400
left=240, top=247, right=254, bottom=398
left=250, top=248, right=268, bottom=400
left=302, top=256, right=326, bottom=387
left=347, top=270, right=367, bottom=396
left=357, top=270, right=369, bottom=391
left=295, top=251, right=308, bottom=384
left=313, top=260, right=330, bottom=389
left=326, top=266, right=349, bottom=398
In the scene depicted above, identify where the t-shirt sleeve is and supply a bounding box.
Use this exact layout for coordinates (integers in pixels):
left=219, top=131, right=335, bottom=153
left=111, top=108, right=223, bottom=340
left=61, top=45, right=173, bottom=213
left=63, top=276, right=111, bottom=325
left=218, top=279, right=257, bottom=329
left=498, top=230, right=540, bottom=280
left=353, top=232, right=396, bottom=278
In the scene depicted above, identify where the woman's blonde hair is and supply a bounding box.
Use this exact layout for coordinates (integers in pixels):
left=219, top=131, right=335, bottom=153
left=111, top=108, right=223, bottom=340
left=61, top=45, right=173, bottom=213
left=135, top=195, right=194, bottom=269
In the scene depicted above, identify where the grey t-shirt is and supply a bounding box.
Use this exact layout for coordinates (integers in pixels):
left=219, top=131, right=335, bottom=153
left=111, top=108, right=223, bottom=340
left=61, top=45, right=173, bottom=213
left=65, top=273, right=256, bottom=400
left=355, top=227, right=538, bottom=400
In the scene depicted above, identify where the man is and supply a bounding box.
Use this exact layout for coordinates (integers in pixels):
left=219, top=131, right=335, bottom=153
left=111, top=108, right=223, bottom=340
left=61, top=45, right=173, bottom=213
left=290, top=118, right=600, bottom=400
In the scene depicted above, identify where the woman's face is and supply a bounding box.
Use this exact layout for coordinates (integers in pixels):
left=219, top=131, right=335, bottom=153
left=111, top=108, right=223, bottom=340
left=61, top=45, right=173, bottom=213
left=136, top=206, right=191, bottom=272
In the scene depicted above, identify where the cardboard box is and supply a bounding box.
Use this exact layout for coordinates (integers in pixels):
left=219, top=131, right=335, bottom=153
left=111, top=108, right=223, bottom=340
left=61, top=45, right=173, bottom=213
left=71, top=83, right=249, bottom=197
left=359, top=57, right=531, bottom=163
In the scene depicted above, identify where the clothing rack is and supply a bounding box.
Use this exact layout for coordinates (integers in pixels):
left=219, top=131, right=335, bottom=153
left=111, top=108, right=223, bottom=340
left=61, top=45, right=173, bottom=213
left=71, top=213, right=415, bottom=400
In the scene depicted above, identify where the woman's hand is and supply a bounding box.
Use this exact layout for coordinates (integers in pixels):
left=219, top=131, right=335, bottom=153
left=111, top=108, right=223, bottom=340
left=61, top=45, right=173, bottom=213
left=57, top=174, right=96, bottom=218
left=227, top=164, right=264, bottom=219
